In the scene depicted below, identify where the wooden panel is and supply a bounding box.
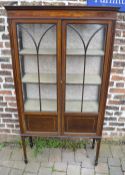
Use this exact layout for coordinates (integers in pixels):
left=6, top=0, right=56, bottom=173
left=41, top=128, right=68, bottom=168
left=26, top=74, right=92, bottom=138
left=26, top=115, right=57, bottom=132
left=64, top=115, right=97, bottom=133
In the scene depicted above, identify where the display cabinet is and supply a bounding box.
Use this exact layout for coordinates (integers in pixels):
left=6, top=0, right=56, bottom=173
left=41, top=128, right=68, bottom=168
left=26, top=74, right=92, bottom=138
left=5, top=6, right=118, bottom=165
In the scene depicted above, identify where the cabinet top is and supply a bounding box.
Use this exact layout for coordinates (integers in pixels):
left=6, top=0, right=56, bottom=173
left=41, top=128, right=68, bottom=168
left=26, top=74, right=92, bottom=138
left=5, top=6, right=119, bottom=20
left=5, top=6, right=119, bottom=11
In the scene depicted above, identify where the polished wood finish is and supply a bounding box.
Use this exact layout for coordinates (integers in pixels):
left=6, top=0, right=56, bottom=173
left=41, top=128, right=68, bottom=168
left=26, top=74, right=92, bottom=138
left=64, top=115, right=97, bottom=133
left=5, top=6, right=119, bottom=11
left=5, top=6, right=119, bottom=20
left=26, top=115, right=57, bottom=132
left=95, top=139, right=101, bottom=165
left=5, top=6, right=118, bottom=165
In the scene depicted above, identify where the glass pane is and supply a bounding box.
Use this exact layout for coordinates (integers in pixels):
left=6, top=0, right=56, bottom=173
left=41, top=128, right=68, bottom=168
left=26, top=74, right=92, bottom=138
left=65, top=23, right=106, bottom=113
left=17, top=23, right=57, bottom=112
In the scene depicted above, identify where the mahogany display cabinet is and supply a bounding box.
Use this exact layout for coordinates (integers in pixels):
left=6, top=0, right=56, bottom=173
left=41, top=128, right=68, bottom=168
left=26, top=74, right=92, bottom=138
left=5, top=6, right=118, bottom=165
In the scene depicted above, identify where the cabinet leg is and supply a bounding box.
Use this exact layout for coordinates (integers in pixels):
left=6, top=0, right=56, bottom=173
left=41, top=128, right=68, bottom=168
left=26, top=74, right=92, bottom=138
left=95, top=139, right=101, bottom=166
left=29, top=136, right=33, bottom=148
left=92, top=139, right=95, bottom=149
left=21, top=136, right=28, bottom=164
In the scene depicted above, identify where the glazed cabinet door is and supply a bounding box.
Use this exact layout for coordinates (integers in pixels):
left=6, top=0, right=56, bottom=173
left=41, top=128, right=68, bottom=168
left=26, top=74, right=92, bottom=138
left=62, top=20, right=108, bottom=135
left=14, top=20, right=61, bottom=134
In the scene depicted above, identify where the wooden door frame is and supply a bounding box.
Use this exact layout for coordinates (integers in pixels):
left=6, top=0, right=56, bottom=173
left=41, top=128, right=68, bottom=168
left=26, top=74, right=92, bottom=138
left=9, top=19, right=62, bottom=136
left=96, top=20, right=116, bottom=136
left=61, top=19, right=116, bottom=137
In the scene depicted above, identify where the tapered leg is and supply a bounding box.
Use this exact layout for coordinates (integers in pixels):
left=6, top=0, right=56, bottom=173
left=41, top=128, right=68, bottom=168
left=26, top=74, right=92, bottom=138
left=95, top=139, right=101, bottom=166
left=92, top=139, right=96, bottom=149
left=29, top=136, right=33, bottom=148
left=21, top=136, right=28, bottom=164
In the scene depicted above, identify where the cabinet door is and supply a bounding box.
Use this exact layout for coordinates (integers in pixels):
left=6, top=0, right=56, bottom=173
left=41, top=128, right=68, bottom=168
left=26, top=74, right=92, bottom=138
left=15, top=20, right=61, bottom=133
left=62, top=20, right=108, bottom=134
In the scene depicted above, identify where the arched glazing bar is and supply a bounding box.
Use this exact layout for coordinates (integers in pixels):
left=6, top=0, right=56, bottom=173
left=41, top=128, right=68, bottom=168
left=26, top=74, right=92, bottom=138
left=18, top=24, right=56, bottom=111
left=68, top=24, right=105, bottom=112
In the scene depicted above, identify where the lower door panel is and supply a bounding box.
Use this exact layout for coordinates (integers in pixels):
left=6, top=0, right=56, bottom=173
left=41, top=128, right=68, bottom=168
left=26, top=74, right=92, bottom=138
left=64, top=114, right=98, bottom=133
left=25, top=115, right=57, bottom=132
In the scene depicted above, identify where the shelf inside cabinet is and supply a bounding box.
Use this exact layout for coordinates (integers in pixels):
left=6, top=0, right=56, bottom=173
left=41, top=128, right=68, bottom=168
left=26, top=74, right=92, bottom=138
left=19, top=48, right=104, bottom=56
left=24, top=99, right=98, bottom=112
left=24, top=99, right=57, bottom=112
left=66, top=100, right=98, bottom=112
left=20, top=48, right=56, bottom=55
left=22, top=73, right=101, bottom=85
left=22, top=73, right=56, bottom=83
left=67, top=74, right=101, bottom=85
